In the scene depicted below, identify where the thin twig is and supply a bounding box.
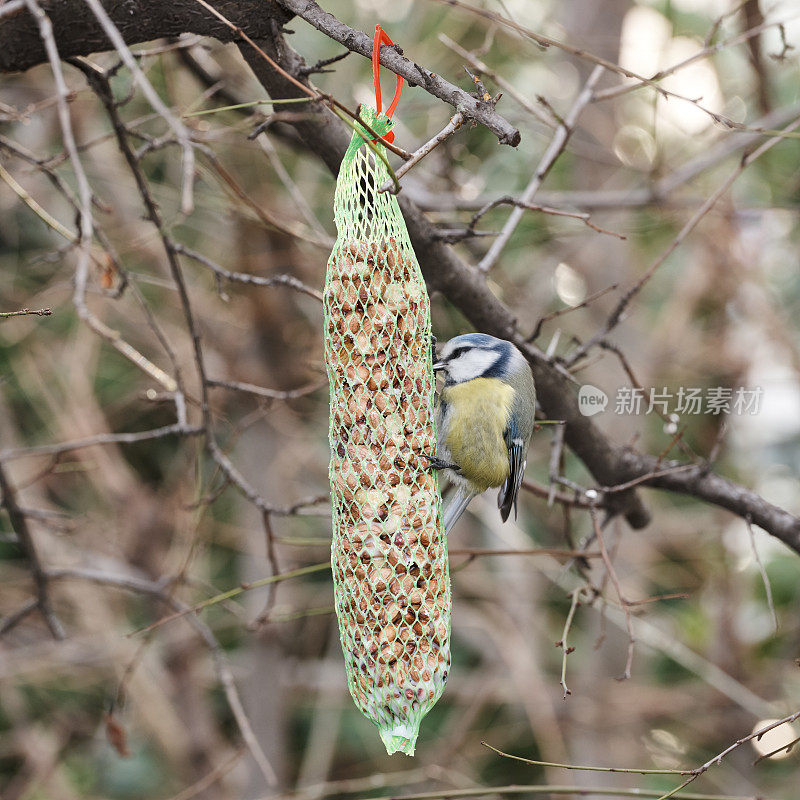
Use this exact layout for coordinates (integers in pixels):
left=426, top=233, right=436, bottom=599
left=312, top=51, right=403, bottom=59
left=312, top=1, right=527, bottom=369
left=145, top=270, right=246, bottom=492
left=0, top=424, right=203, bottom=462
left=434, top=0, right=798, bottom=135
left=590, top=506, right=634, bottom=680
left=252, top=510, right=281, bottom=628
left=131, top=562, right=331, bottom=635
left=769, top=23, right=795, bottom=61
left=547, top=422, right=565, bottom=508
left=183, top=96, right=313, bottom=118
left=753, top=734, right=800, bottom=764
left=471, top=196, right=625, bottom=240
left=0, top=0, right=25, bottom=19
left=201, top=150, right=332, bottom=247
left=0, top=307, right=52, bottom=320
left=437, top=33, right=555, bottom=127
left=651, top=710, right=800, bottom=800
left=566, top=109, right=800, bottom=366
left=0, top=131, right=101, bottom=219
left=478, top=65, right=605, bottom=272
left=449, top=547, right=601, bottom=558
left=276, top=0, right=520, bottom=146
left=22, top=0, right=96, bottom=385
left=0, top=598, right=39, bottom=637
left=521, top=478, right=597, bottom=509
left=18, top=39, right=176, bottom=395
left=298, top=49, right=351, bottom=77
left=555, top=587, right=584, bottom=698
left=378, top=112, right=465, bottom=194
left=207, top=378, right=327, bottom=401
left=528, top=284, right=618, bottom=342
left=165, top=747, right=245, bottom=800
left=190, top=0, right=413, bottom=159
left=482, top=741, right=688, bottom=775
left=254, top=133, right=332, bottom=240
left=361, top=783, right=760, bottom=800
left=596, top=12, right=798, bottom=102
left=82, top=0, right=196, bottom=214
left=0, top=461, right=64, bottom=638
left=600, top=464, right=699, bottom=494
left=46, top=567, right=279, bottom=787
left=174, top=243, right=323, bottom=302
left=704, top=1, right=750, bottom=48
left=86, top=61, right=293, bottom=545
left=0, top=161, right=77, bottom=242
left=745, top=515, right=778, bottom=633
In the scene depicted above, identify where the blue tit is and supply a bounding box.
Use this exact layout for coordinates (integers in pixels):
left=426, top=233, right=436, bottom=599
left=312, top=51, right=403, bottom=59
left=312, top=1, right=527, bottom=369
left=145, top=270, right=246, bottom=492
left=432, top=333, right=536, bottom=533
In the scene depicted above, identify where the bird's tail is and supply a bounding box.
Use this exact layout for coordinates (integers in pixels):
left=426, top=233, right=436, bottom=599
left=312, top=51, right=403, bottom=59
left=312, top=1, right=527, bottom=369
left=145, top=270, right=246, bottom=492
left=442, top=485, right=478, bottom=534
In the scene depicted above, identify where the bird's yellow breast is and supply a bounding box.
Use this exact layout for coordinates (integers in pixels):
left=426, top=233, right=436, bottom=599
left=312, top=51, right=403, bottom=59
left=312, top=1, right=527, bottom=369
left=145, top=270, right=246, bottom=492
left=441, top=377, right=513, bottom=492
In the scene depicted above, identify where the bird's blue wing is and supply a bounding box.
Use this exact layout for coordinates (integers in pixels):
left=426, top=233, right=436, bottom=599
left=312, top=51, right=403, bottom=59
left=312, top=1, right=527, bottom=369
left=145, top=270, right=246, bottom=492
left=498, top=416, right=526, bottom=522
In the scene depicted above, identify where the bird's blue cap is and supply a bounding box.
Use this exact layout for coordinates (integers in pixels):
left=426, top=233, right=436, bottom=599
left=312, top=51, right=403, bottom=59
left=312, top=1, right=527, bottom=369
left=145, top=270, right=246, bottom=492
left=443, top=333, right=500, bottom=350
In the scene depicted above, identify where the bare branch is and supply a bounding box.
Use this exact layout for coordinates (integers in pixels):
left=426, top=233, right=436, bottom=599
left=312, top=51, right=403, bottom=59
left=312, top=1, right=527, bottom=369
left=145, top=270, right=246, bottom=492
left=0, top=424, right=204, bottom=462
left=590, top=507, right=634, bottom=680
left=745, top=515, right=778, bottom=633
left=0, top=0, right=288, bottom=74
left=80, top=0, right=196, bottom=214
left=165, top=747, right=245, bottom=800
left=478, top=65, right=605, bottom=273
left=434, top=0, right=798, bottom=135
left=565, top=109, right=800, bottom=366
left=46, top=566, right=279, bottom=787
left=0, top=0, right=26, bottom=20
left=651, top=710, right=800, bottom=799
left=470, top=195, right=625, bottom=241
left=22, top=0, right=94, bottom=356
left=188, top=0, right=413, bottom=160
left=236, top=19, right=800, bottom=551
left=207, top=378, right=327, bottom=401
left=378, top=113, right=465, bottom=194
left=437, top=33, right=556, bottom=128
left=555, top=588, right=584, bottom=698
left=0, top=598, right=39, bottom=637
left=275, top=0, right=521, bottom=146
left=0, top=161, right=77, bottom=243
left=528, top=284, right=619, bottom=343
left=595, top=12, right=794, bottom=103
left=0, top=462, right=64, bottom=639
left=174, top=243, right=324, bottom=301
left=350, top=782, right=759, bottom=800
left=0, top=307, right=52, bottom=320
left=482, top=740, right=687, bottom=776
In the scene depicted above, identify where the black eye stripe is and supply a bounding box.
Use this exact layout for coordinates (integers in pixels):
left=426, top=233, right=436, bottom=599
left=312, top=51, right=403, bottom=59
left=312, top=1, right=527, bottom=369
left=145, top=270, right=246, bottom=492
left=448, top=345, right=492, bottom=360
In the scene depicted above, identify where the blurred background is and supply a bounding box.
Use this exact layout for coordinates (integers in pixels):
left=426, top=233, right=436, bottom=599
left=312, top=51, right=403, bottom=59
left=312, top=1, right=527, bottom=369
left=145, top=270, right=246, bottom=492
left=1, top=0, right=799, bottom=798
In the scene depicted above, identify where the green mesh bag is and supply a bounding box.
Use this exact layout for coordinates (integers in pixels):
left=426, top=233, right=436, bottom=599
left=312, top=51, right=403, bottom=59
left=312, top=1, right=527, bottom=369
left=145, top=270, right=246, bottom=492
left=323, top=106, right=451, bottom=756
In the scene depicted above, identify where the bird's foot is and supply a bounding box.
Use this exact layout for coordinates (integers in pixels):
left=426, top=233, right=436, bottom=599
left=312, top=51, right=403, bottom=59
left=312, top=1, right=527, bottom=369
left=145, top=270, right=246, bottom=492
left=422, top=453, right=461, bottom=473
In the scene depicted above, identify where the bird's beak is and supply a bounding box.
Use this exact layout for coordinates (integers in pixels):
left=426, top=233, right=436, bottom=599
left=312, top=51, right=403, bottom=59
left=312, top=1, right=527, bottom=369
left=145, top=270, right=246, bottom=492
left=432, top=361, right=446, bottom=372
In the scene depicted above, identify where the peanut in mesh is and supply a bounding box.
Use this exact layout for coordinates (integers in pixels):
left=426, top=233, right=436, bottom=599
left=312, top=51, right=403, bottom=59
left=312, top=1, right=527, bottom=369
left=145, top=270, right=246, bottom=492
left=325, top=236, right=450, bottom=736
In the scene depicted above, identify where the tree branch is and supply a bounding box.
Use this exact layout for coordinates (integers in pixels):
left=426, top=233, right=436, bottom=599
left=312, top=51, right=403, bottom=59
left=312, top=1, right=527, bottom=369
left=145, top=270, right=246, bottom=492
left=235, top=22, right=800, bottom=554
left=4, top=1, right=799, bottom=557
left=45, top=566, right=278, bottom=787
left=0, top=462, right=65, bottom=639
left=274, top=0, right=520, bottom=146
left=0, top=0, right=289, bottom=73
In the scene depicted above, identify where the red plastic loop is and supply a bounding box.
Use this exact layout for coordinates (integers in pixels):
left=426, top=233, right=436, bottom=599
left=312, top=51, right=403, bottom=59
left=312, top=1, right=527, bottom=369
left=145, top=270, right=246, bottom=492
left=372, top=24, right=403, bottom=144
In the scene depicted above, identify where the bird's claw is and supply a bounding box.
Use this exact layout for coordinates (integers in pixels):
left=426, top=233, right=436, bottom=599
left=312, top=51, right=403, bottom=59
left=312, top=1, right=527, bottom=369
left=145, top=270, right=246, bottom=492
left=423, top=453, right=461, bottom=473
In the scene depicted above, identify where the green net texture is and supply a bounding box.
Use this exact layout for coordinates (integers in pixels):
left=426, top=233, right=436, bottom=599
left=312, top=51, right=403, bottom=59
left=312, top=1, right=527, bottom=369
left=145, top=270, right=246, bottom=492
left=323, top=108, right=451, bottom=756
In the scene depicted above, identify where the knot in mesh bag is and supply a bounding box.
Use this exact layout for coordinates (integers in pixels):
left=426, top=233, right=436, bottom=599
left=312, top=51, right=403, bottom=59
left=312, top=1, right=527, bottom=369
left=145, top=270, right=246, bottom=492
left=323, top=106, right=451, bottom=756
